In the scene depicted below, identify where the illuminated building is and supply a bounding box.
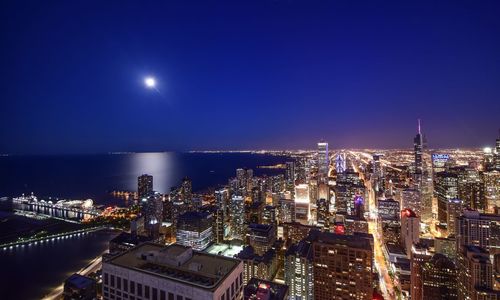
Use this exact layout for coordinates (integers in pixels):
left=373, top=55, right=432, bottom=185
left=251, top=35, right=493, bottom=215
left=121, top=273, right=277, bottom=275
left=456, top=209, right=500, bottom=253
left=237, top=168, right=254, bottom=193
left=401, top=209, right=420, bottom=257
left=432, top=153, right=451, bottom=176
left=282, top=222, right=319, bottom=247
left=435, top=171, right=459, bottom=229
left=422, top=253, right=458, bottom=299
left=231, top=196, right=245, bottom=240
left=278, top=198, right=295, bottom=224
left=64, top=273, right=97, bottom=300
left=262, top=205, right=277, bottom=226
left=102, top=243, right=244, bottom=300
left=372, top=154, right=385, bottom=193
left=410, top=243, right=433, bottom=300
left=414, top=119, right=424, bottom=183
left=138, top=174, right=153, bottom=198
left=236, top=246, right=277, bottom=286
left=176, top=211, right=213, bottom=251
left=246, top=223, right=276, bottom=256
left=335, top=152, right=346, bottom=174
left=457, top=167, right=485, bottom=212
left=316, top=198, right=330, bottom=230
left=401, top=188, right=421, bottom=217
left=284, top=231, right=317, bottom=300
left=378, top=198, right=400, bottom=221
left=247, top=201, right=264, bottom=224
left=457, top=245, right=500, bottom=299
left=294, top=184, right=310, bottom=225
left=142, top=192, right=163, bottom=238
left=317, top=141, right=329, bottom=180
left=334, top=169, right=365, bottom=215
left=180, top=177, right=193, bottom=208
left=312, top=232, right=374, bottom=300
left=434, top=236, right=457, bottom=260
left=482, top=170, right=500, bottom=213
left=215, top=188, right=229, bottom=243
left=285, top=161, right=296, bottom=187
left=243, top=278, right=289, bottom=300
left=353, top=195, right=365, bottom=218
left=446, top=198, right=463, bottom=235
left=344, top=215, right=369, bottom=234
left=495, top=135, right=500, bottom=171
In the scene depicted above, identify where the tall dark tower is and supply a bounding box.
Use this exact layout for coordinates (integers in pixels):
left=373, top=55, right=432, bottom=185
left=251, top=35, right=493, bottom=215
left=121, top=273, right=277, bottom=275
left=138, top=174, right=153, bottom=198
left=495, top=129, right=500, bottom=170
left=413, top=119, right=424, bottom=183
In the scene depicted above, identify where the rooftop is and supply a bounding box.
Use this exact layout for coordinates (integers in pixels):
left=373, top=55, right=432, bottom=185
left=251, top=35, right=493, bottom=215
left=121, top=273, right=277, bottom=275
left=244, top=278, right=289, bottom=300
left=106, top=243, right=241, bottom=291
left=313, top=231, right=373, bottom=251
left=65, top=273, right=95, bottom=289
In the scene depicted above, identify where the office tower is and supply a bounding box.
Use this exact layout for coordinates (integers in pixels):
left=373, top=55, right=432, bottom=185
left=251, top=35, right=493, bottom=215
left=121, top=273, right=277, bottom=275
left=401, top=209, right=420, bottom=257
left=175, top=211, right=213, bottom=251
left=495, top=135, right=500, bottom=171
left=278, top=198, right=295, bottom=224
left=421, top=253, right=458, bottom=299
left=243, top=278, right=289, bottom=300
left=246, top=224, right=276, bottom=256
left=236, top=168, right=254, bottom=193
left=318, top=183, right=329, bottom=203
left=457, top=245, right=500, bottom=299
left=215, top=188, right=229, bottom=243
left=316, top=198, right=330, bottom=230
left=64, top=273, right=97, bottom=300
left=294, top=184, right=310, bottom=225
left=230, top=196, right=245, bottom=240
left=247, top=201, right=264, bottom=224
left=180, top=177, right=193, bottom=208
left=102, top=243, right=244, bottom=300
left=312, top=232, right=373, bottom=300
left=446, top=199, right=463, bottom=235
left=411, top=243, right=434, bottom=300
left=285, top=161, right=296, bottom=186
left=142, top=193, right=163, bottom=238
left=457, top=167, right=486, bottom=212
left=282, top=222, right=319, bottom=247
left=456, top=209, right=500, bottom=252
left=334, top=169, right=365, bottom=215
left=262, top=205, right=277, bottom=226
left=401, top=188, right=421, bottom=217
left=236, top=246, right=277, bottom=285
left=378, top=198, right=401, bottom=220
left=344, top=215, right=369, bottom=234
left=372, top=154, right=384, bottom=192
left=335, top=152, right=346, bottom=174
left=435, top=171, right=459, bottom=229
left=317, top=141, right=329, bottom=180
left=138, top=174, right=153, bottom=198
left=482, top=170, right=500, bottom=213
left=432, top=153, right=451, bottom=176
left=284, top=232, right=316, bottom=300
left=414, top=119, right=424, bottom=183
left=353, top=195, right=365, bottom=218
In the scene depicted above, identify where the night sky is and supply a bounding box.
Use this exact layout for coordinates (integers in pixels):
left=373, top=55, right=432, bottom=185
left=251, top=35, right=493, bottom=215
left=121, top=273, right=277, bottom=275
left=1, top=1, right=499, bottom=154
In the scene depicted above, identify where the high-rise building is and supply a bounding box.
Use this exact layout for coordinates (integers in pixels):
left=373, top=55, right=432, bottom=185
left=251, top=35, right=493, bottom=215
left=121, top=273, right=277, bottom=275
left=401, top=188, right=421, bottom=217
left=372, top=154, right=385, bottom=193
left=102, top=243, right=244, bottom=300
left=215, top=188, right=229, bottom=243
left=294, top=184, right=310, bottom=225
left=446, top=198, right=463, bottom=235
left=334, top=169, right=365, bottom=215
left=317, top=141, right=329, bottom=180
left=285, top=161, right=296, bottom=186
left=278, top=198, right=295, bottom=224
left=414, top=119, right=424, bottom=183
left=316, top=198, right=330, bottom=230
left=284, top=231, right=317, bottom=300
left=495, top=135, right=500, bottom=171
left=457, top=167, right=485, bottom=212
left=312, top=232, right=374, bottom=300
left=236, top=246, right=277, bottom=286
left=138, top=174, right=153, bottom=198
left=457, top=245, right=500, bottom=299
left=246, top=223, right=276, bottom=256
left=378, top=198, right=401, bottom=221
left=421, top=253, right=458, bottom=299
left=180, top=177, right=193, bottom=208
left=435, top=171, right=459, bottom=229
left=231, top=196, right=245, bottom=240
left=141, top=193, right=163, bottom=238
left=176, top=211, right=213, bottom=251
left=456, top=209, right=500, bottom=253
left=401, top=209, right=420, bottom=257
left=432, top=153, right=451, bottom=176
left=482, top=170, right=500, bottom=213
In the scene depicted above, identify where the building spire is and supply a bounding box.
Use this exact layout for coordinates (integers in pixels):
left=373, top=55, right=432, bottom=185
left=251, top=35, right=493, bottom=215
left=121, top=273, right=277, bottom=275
left=417, top=118, right=421, bottom=135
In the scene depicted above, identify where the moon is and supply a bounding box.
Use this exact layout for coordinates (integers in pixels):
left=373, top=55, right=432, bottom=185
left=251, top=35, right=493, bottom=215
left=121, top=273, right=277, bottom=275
left=144, top=77, right=156, bottom=88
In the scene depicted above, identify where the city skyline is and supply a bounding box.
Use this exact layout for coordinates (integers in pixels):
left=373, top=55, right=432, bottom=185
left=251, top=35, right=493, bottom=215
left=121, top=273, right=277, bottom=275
left=1, top=1, right=500, bottom=154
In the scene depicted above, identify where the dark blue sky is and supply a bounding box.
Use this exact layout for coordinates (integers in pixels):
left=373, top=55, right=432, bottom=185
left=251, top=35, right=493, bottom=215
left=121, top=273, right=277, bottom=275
left=1, top=1, right=499, bottom=154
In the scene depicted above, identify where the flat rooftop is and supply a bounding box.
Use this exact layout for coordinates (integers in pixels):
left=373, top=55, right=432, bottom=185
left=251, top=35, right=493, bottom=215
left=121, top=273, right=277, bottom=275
left=106, top=243, right=241, bottom=291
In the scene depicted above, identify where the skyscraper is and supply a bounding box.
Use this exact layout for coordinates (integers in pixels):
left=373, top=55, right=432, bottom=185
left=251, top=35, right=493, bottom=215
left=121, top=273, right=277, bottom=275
left=285, top=161, right=296, bottom=186
left=175, top=211, right=213, bottom=251
left=312, top=232, right=374, bottom=300
left=421, top=253, right=458, bottom=299
left=414, top=119, right=424, bottom=182
left=230, top=195, right=245, bottom=240
left=401, top=208, right=420, bottom=257
left=141, top=193, right=163, bottom=238
left=435, top=171, right=459, bottom=230
left=284, top=231, right=317, bottom=300
left=138, top=174, right=153, bottom=198
left=317, top=141, right=329, bottom=180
